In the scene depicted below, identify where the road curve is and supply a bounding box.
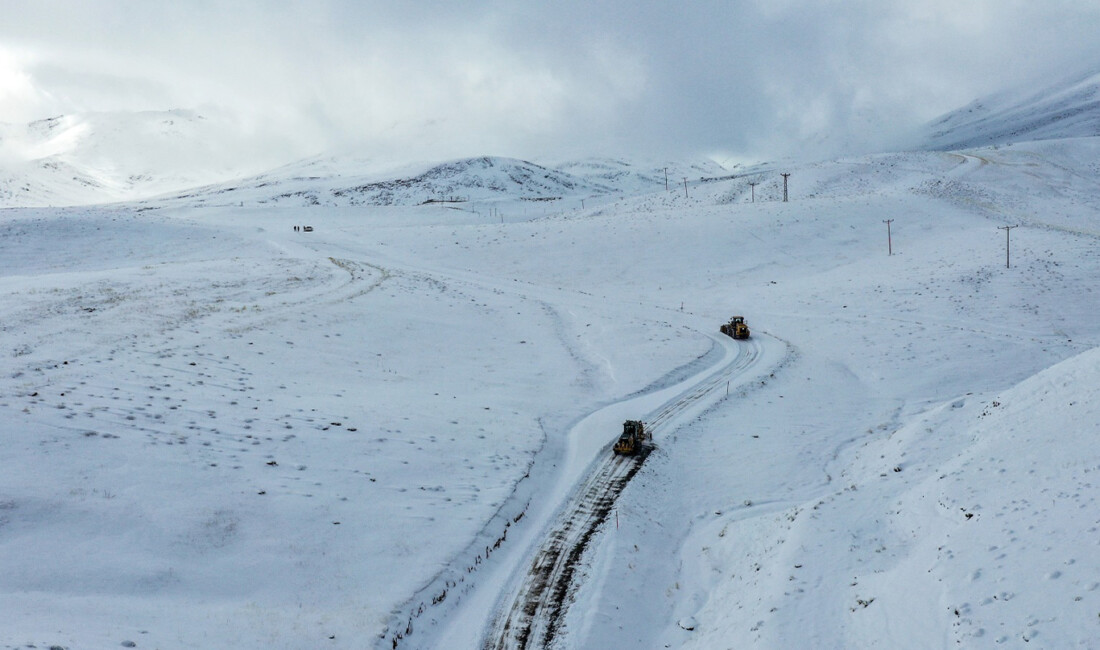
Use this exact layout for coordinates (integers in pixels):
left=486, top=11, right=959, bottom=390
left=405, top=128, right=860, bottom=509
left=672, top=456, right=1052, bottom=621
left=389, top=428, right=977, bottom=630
left=485, top=337, right=766, bottom=649
left=272, top=234, right=780, bottom=650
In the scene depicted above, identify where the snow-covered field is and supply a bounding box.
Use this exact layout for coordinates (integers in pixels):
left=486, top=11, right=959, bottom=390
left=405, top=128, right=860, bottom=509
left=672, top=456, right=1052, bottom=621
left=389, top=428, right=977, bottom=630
left=2, top=130, right=1099, bottom=649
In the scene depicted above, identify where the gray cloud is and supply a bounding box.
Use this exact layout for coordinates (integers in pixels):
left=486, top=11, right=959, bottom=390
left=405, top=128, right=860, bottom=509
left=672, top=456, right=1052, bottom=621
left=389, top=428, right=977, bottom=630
left=3, top=0, right=1100, bottom=166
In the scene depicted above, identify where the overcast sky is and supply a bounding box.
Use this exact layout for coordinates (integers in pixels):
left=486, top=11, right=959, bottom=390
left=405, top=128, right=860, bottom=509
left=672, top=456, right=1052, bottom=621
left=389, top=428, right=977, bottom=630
left=3, top=0, right=1100, bottom=166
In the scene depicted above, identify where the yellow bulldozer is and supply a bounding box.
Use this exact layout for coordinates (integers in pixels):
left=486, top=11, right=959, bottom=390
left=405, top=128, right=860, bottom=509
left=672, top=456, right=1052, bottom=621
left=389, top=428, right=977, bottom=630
left=720, top=315, right=750, bottom=339
left=613, top=420, right=647, bottom=455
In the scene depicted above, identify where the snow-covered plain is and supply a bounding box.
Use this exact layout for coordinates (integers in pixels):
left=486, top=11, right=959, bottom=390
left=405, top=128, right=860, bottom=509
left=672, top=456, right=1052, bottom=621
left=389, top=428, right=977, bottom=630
left=2, top=128, right=1100, bottom=648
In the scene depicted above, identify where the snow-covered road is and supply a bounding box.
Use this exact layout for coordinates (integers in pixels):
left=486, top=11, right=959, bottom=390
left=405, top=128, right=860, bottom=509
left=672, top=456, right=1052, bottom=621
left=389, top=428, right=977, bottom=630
left=287, top=226, right=784, bottom=649
left=481, top=337, right=775, bottom=650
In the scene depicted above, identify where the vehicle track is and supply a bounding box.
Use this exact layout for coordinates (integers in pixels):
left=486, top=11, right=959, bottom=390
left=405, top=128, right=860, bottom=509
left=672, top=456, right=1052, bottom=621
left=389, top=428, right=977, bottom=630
left=487, top=337, right=763, bottom=649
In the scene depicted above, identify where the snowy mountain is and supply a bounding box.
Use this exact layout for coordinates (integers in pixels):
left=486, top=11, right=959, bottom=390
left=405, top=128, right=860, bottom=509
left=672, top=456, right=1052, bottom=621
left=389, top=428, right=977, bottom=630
left=150, top=155, right=625, bottom=209
left=0, top=110, right=735, bottom=210
left=0, top=109, right=280, bottom=207
left=151, top=155, right=742, bottom=210
left=920, top=67, right=1100, bottom=150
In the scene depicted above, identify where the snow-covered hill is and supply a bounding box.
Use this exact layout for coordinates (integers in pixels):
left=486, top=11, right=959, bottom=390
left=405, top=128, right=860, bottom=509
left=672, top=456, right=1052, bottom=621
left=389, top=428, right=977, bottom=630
left=0, top=110, right=736, bottom=210
left=0, top=110, right=278, bottom=207
left=149, top=154, right=741, bottom=211
left=920, top=67, right=1100, bottom=150
left=150, top=155, right=628, bottom=209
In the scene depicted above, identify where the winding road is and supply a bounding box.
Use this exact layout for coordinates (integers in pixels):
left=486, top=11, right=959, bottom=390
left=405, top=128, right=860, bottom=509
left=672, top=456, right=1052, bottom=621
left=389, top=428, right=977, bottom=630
left=287, top=233, right=780, bottom=650
left=486, top=337, right=767, bottom=649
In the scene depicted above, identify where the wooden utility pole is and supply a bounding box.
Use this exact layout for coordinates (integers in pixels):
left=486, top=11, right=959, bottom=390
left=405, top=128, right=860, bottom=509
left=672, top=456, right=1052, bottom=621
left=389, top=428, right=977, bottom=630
left=781, top=173, right=791, bottom=202
left=664, top=167, right=669, bottom=191
left=883, top=219, right=894, bottom=255
left=999, top=225, right=1018, bottom=268
left=749, top=181, right=757, bottom=203
left=683, top=178, right=688, bottom=199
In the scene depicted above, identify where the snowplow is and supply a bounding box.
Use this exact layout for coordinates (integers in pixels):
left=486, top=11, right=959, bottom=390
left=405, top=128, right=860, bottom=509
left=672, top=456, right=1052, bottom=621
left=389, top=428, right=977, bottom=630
left=614, top=420, right=647, bottom=455
left=720, top=315, right=750, bottom=339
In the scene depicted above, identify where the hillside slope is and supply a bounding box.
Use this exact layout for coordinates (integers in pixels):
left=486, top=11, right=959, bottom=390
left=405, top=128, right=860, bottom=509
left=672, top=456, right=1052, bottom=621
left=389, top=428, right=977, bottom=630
left=151, top=155, right=618, bottom=209
left=148, top=154, right=739, bottom=210
left=0, top=109, right=731, bottom=210
left=921, top=68, right=1100, bottom=150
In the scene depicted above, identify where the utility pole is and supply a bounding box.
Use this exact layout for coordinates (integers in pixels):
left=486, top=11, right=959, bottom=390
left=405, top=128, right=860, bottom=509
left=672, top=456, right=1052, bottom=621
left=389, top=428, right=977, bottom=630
left=999, top=225, right=1018, bottom=268
left=883, top=219, right=894, bottom=255
left=781, top=173, right=791, bottom=202
left=683, top=178, right=688, bottom=199
left=749, top=181, right=757, bottom=203
left=664, top=167, right=669, bottom=191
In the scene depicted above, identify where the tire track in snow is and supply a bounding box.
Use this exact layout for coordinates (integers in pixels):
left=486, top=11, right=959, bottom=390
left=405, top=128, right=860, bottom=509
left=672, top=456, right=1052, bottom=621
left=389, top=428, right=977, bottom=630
left=486, top=338, right=765, bottom=649
left=310, top=236, right=773, bottom=650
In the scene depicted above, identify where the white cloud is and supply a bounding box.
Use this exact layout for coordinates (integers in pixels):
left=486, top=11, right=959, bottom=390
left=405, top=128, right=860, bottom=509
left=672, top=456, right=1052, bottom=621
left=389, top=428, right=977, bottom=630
left=0, top=47, right=51, bottom=122
left=2, top=1, right=1099, bottom=165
